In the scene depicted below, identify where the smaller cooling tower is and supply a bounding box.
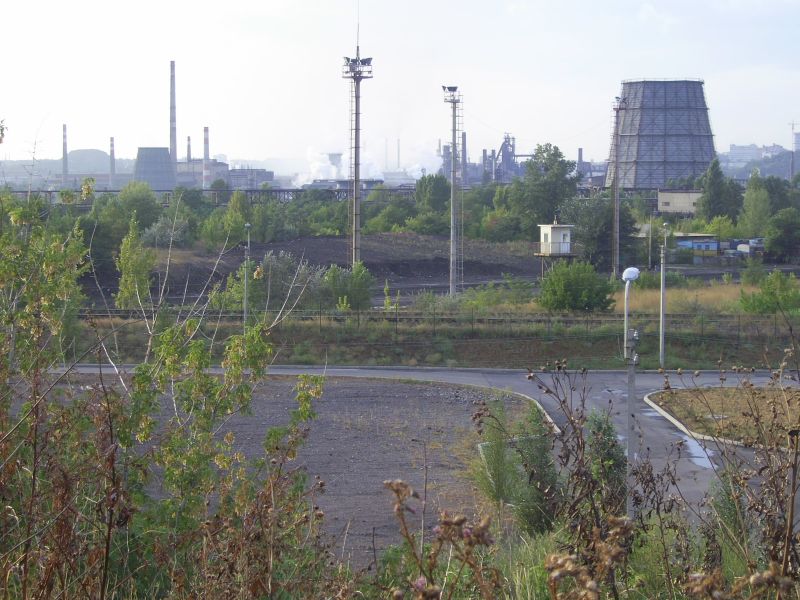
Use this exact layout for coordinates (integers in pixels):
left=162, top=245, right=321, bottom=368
left=605, top=79, right=716, bottom=190
left=133, top=147, right=176, bottom=191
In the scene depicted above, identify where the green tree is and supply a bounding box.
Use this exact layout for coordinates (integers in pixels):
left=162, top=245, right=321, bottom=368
left=505, top=143, right=578, bottom=239
left=696, top=159, right=742, bottom=221
left=740, top=270, right=800, bottom=313
left=537, top=261, right=615, bottom=312
left=117, top=181, right=161, bottom=230
left=738, top=177, right=771, bottom=237
left=228, top=189, right=252, bottom=224
left=560, top=195, right=637, bottom=272
left=114, top=217, right=155, bottom=309
left=705, top=215, right=737, bottom=240
left=209, top=178, right=231, bottom=204
left=761, top=175, right=791, bottom=213
left=320, top=261, right=375, bottom=310
left=415, top=174, right=450, bottom=213
left=765, top=207, right=800, bottom=262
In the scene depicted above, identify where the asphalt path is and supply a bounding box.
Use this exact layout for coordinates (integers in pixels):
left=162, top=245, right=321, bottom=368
left=71, top=363, right=782, bottom=510
left=263, top=365, right=786, bottom=509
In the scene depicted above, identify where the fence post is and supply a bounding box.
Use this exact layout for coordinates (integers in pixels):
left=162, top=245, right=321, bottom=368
left=471, top=308, right=474, bottom=334
left=700, top=315, right=704, bottom=338
left=774, top=314, right=778, bottom=338
left=737, top=315, right=741, bottom=347
left=433, top=305, right=436, bottom=337
left=395, top=302, right=399, bottom=337
left=319, top=302, right=322, bottom=334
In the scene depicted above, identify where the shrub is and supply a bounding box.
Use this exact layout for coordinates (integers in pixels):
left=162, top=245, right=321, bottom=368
left=741, top=256, right=766, bottom=286
left=740, top=269, right=800, bottom=314
left=460, top=273, right=533, bottom=310
left=475, top=400, right=557, bottom=535
left=634, top=270, right=689, bottom=290
left=536, top=261, right=615, bottom=312
left=585, top=410, right=626, bottom=514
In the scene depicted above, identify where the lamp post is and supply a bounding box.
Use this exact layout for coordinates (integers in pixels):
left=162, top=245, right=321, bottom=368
left=244, top=222, right=251, bottom=332
left=659, top=224, right=668, bottom=369
left=622, top=267, right=640, bottom=359
left=622, top=265, right=640, bottom=519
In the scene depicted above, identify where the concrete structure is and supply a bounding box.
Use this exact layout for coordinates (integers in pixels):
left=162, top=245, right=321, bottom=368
left=133, top=147, right=176, bottom=190
left=605, top=80, right=716, bottom=190
left=657, top=189, right=702, bottom=214
left=177, top=158, right=228, bottom=188
left=229, top=168, right=273, bottom=189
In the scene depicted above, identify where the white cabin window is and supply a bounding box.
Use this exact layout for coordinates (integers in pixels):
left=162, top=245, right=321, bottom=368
left=543, top=233, right=549, bottom=243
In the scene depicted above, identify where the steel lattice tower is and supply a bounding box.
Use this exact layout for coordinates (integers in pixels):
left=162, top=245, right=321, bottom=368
left=342, top=47, right=372, bottom=266
left=605, top=79, right=716, bottom=190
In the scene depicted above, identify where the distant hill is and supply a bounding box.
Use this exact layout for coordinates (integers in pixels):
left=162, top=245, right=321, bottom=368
left=722, top=151, right=794, bottom=180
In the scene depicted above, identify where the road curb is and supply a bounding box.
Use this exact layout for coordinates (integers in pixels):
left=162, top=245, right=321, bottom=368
left=643, top=391, right=756, bottom=449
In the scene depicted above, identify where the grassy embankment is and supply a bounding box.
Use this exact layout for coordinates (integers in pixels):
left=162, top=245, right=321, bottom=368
left=73, top=281, right=795, bottom=369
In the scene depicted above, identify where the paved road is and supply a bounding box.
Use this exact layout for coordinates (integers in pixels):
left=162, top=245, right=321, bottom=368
left=264, top=365, right=784, bottom=509
left=73, top=363, right=780, bottom=509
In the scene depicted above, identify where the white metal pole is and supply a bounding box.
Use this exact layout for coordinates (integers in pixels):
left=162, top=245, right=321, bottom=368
left=627, top=328, right=637, bottom=519
left=623, top=280, right=631, bottom=359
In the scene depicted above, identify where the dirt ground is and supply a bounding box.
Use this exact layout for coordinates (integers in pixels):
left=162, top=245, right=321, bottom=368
left=219, top=377, right=521, bottom=568
left=135, top=232, right=541, bottom=305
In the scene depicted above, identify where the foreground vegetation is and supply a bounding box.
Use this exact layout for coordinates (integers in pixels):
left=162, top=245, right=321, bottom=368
left=8, top=166, right=800, bottom=598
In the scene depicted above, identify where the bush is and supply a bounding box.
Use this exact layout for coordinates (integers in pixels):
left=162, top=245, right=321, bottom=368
left=741, top=256, right=766, bottom=286
left=475, top=401, right=557, bottom=535
left=740, top=269, right=800, bottom=314
left=460, top=274, right=533, bottom=310
left=586, top=410, right=626, bottom=514
left=536, top=261, right=615, bottom=312
left=634, top=270, right=689, bottom=290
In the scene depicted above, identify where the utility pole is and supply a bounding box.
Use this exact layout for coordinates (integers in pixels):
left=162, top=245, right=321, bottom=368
left=612, top=97, right=626, bottom=279
left=659, top=224, right=668, bottom=369
left=443, top=86, right=461, bottom=296
left=342, top=46, right=373, bottom=266
left=791, top=121, right=797, bottom=182
left=244, top=223, right=251, bottom=332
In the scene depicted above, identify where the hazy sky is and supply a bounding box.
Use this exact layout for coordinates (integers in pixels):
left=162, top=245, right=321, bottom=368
left=3, top=0, right=799, bottom=177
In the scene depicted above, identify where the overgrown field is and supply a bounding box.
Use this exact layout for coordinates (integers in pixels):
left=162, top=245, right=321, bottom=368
left=78, top=309, right=794, bottom=370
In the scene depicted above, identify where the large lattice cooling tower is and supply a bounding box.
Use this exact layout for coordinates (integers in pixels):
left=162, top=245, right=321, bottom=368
left=605, top=79, right=715, bottom=190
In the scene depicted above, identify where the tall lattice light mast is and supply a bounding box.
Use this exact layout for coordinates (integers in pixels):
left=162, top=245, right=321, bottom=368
left=342, top=47, right=373, bottom=266
left=443, top=86, right=462, bottom=296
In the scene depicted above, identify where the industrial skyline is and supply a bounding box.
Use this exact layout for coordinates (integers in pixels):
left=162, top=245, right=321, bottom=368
left=3, top=0, right=799, bottom=173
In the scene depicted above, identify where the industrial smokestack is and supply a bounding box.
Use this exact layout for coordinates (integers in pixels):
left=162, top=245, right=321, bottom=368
left=170, top=61, right=177, bottom=166
left=187, top=136, right=192, bottom=162
left=202, top=126, right=211, bottom=190
left=578, top=147, right=584, bottom=164
left=62, top=124, right=68, bottom=187
left=109, top=137, right=116, bottom=189
left=461, top=131, right=467, bottom=185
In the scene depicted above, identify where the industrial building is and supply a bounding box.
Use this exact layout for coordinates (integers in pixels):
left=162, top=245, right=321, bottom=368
left=605, top=79, right=716, bottom=190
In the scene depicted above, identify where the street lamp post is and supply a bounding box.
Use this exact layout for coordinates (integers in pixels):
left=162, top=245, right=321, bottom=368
left=622, top=267, right=640, bottom=360
left=244, top=222, right=251, bottom=332
left=622, top=265, right=640, bottom=519
left=659, top=224, right=668, bottom=369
